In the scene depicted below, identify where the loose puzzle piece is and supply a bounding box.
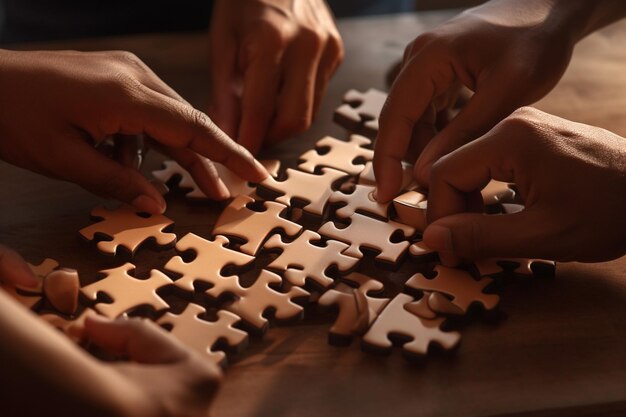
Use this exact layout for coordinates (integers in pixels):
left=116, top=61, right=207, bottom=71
left=212, top=195, right=302, bottom=256
left=319, top=213, right=415, bottom=263
left=362, top=293, right=461, bottom=357
left=473, top=258, right=556, bottom=278
left=328, top=184, right=389, bottom=219
left=334, top=88, right=387, bottom=139
left=152, top=159, right=281, bottom=199
left=223, top=270, right=309, bottom=331
left=158, top=303, right=248, bottom=367
left=358, top=161, right=415, bottom=191
left=39, top=308, right=97, bottom=343
left=79, top=204, right=176, bottom=256
left=392, top=190, right=428, bottom=231
left=482, top=180, right=516, bottom=205
left=264, top=230, right=359, bottom=288
left=405, top=265, right=500, bottom=314
left=43, top=268, right=80, bottom=315
left=81, top=263, right=172, bottom=318
left=259, top=167, right=348, bottom=216
left=164, top=233, right=254, bottom=293
left=318, top=272, right=389, bottom=345
left=298, top=135, right=374, bottom=175
left=0, top=258, right=59, bottom=309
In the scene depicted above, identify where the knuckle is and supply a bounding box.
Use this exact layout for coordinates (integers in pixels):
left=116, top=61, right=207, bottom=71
left=326, top=35, right=345, bottom=64
left=298, top=26, right=325, bottom=52
left=258, top=21, right=290, bottom=51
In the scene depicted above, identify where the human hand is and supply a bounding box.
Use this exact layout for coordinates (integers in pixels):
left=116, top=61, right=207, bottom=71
left=374, top=0, right=581, bottom=202
left=0, top=50, right=268, bottom=213
left=0, top=244, right=38, bottom=288
left=84, top=315, right=222, bottom=417
left=423, top=107, right=626, bottom=265
left=208, top=0, right=343, bottom=155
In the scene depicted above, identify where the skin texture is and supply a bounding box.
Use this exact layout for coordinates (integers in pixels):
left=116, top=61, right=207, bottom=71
left=373, top=0, right=626, bottom=203
left=424, top=107, right=626, bottom=266
left=0, top=49, right=269, bottom=214
left=208, top=0, right=344, bottom=155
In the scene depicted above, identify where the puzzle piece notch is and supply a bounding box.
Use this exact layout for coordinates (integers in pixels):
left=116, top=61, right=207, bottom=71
left=334, top=88, right=387, bottom=138
left=79, top=204, right=176, bottom=256
left=319, top=213, right=415, bottom=263
left=164, top=233, right=255, bottom=294
left=264, top=230, right=359, bottom=289
left=1, top=258, right=59, bottom=309
left=392, top=190, right=428, bottom=231
left=405, top=265, right=499, bottom=314
left=81, top=263, right=172, bottom=318
left=362, top=293, right=461, bottom=358
left=158, top=303, right=248, bottom=367
left=152, top=159, right=281, bottom=199
left=328, top=183, right=389, bottom=220
left=212, top=195, right=302, bottom=256
left=258, top=167, right=348, bottom=216
left=318, top=272, right=389, bottom=345
left=298, top=135, right=374, bottom=175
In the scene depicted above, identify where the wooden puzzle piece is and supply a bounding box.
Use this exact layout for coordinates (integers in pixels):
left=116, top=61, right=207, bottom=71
left=319, top=213, right=415, bottom=263
left=405, top=265, right=499, bottom=314
left=264, top=230, right=359, bottom=288
left=328, top=184, right=389, bottom=219
left=164, top=233, right=255, bottom=293
left=1, top=258, right=59, bottom=309
left=298, top=135, right=373, bottom=175
left=409, top=241, right=436, bottom=258
left=79, top=204, right=176, bottom=256
left=403, top=292, right=438, bottom=320
left=152, top=159, right=281, bottom=199
left=212, top=195, right=302, bottom=256
left=43, top=268, right=80, bottom=315
left=392, top=190, right=428, bottom=231
left=40, top=308, right=97, bottom=343
left=259, top=167, right=348, bottom=216
left=362, top=293, right=461, bottom=357
left=158, top=303, right=248, bottom=367
left=482, top=180, right=516, bottom=205
left=358, top=161, right=415, bottom=191
left=473, top=258, right=556, bottom=278
left=318, top=272, right=389, bottom=345
left=81, top=263, right=172, bottom=318
left=223, top=270, right=309, bottom=331
left=333, top=88, right=387, bottom=139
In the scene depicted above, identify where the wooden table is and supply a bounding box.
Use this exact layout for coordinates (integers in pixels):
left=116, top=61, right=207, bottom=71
left=1, top=10, right=625, bottom=417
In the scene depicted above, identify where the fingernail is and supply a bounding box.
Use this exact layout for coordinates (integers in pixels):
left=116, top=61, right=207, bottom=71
left=132, top=194, right=165, bottom=214
left=2, top=251, right=39, bottom=288
left=424, top=225, right=454, bottom=252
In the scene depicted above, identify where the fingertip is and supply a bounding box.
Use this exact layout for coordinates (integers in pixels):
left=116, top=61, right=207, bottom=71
left=252, top=159, right=270, bottom=182
left=131, top=194, right=166, bottom=215
left=0, top=249, right=39, bottom=288
left=423, top=223, right=461, bottom=266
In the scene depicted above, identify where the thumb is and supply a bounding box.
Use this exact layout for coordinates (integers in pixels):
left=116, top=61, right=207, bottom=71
left=423, top=210, right=547, bottom=266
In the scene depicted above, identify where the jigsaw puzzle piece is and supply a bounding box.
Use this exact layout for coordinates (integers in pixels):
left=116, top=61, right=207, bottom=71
left=362, top=293, right=461, bottom=358
left=403, top=292, right=438, bottom=319
left=473, top=258, right=556, bottom=278
left=0, top=258, right=59, bottom=309
left=43, top=268, right=80, bottom=315
left=392, top=190, right=428, bottom=231
left=164, top=233, right=254, bottom=294
left=405, top=265, right=499, bottom=314
left=298, top=135, right=373, bottom=175
left=481, top=180, right=516, bottom=205
left=81, top=263, right=172, bottom=318
left=258, top=167, right=348, bottom=216
left=39, top=308, right=97, bottom=343
left=79, top=204, right=176, bottom=256
left=409, top=241, right=436, bottom=259
left=333, top=88, right=387, bottom=139
left=318, top=272, right=389, bottom=345
left=328, top=184, right=389, bottom=219
left=158, top=303, right=248, bottom=367
left=264, top=230, right=359, bottom=288
left=212, top=195, right=302, bottom=256
left=319, top=213, right=415, bottom=263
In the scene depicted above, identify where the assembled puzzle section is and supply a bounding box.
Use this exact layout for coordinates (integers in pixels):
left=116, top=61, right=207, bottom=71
left=298, top=135, right=374, bottom=175
left=334, top=88, right=387, bottom=139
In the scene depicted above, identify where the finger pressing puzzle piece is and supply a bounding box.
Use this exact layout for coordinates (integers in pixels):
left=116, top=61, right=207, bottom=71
left=298, top=135, right=374, bottom=175
left=358, top=161, right=415, bottom=191
left=333, top=88, right=387, bottom=139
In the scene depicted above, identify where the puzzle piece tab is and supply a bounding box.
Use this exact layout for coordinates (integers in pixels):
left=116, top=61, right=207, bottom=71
left=334, top=88, right=387, bottom=139
left=298, top=135, right=373, bottom=175
left=79, top=204, right=176, bottom=256
left=212, top=195, right=302, bottom=256
left=81, top=263, right=172, bottom=318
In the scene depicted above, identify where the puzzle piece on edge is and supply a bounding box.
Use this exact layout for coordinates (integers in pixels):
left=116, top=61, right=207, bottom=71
left=328, top=184, right=389, bottom=219
left=298, top=135, right=373, bottom=175
left=158, top=303, right=248, bottom=367
left=79, top=204, right=176, bottom=256
left=258, top=168, right=348, bottom=216
left=264, top=230, right=359, bottom=288
left=392, top=190, right=428, bottom=231
left=81, top=263, right=172, bottom=318
left=152, top=159, right=281, bottom=199
left=405, top=265, right=499, bottom=314
left=221, top=270, right=309, bottom=332
left=212, top=195, right=302, bottom=256
left=333, top=88, right=387, bottom=139
left=319, top=213, right=415, bottom=263
left=164, top=233, right=254, bottom=293
left=482, top=180, right=516, bottom=205
left=0, top=258, right=59, bottom=309
left=43, top=269, right=80, bottom=315
left=362, top=293, right=461, bottom=358
left=318, top=272, right=389, bottom=345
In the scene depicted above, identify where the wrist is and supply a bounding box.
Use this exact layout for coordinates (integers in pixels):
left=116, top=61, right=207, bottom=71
left=549, top=0, right=626, bottom=42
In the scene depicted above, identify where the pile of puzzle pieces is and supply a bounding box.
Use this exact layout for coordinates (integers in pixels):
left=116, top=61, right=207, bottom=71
left=3, top=88, right=555, bottom=365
